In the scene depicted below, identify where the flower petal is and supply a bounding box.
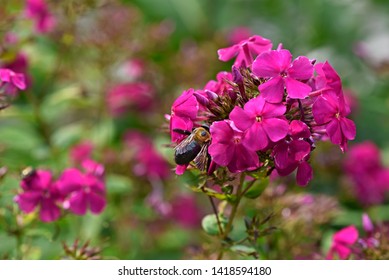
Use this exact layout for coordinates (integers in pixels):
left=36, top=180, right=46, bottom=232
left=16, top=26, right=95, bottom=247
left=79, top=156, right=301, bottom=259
left=227, top=144, right=260, bottom=173
left=259, top=76, right=285, bottom=103
left=287, top=56, right=313, bottom=80
left=68, top=191, right=87, bottom=215
left=40, top=198, right=61, bottom=222
left=285, top=77, right=312, bottom=99
left=243, top=123, right=268, bottom=151
left=15, top=191, right=41, bottom=213
left=262, top=118, right=289, bottom=142
left=208, top=143, right=234, bottom=166
left=88, top=192, right=106, bottom=214
left=296, top=161, right=313, bottom=186
left=340, top=117, right=356, bottom=141
left=252, top=49, right=291, bottom=77
left=217, top=45, right=240, bottom=62
left=229, top=106, right=254, bottom=131
left=326, top=119, right=342, bottom=145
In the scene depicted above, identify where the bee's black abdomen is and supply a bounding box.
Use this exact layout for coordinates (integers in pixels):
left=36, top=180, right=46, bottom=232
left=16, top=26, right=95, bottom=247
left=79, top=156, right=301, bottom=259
left=174, top=141, right=201, bottom=165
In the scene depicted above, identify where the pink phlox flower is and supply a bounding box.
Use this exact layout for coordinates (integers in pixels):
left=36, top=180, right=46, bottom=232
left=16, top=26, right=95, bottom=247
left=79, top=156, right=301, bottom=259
left=228, top=27, right=252, bottom=44
left=169, top=194, right=202, bottom=228
left=314, top=61, right=342, bottom=94
left=170, top=89, right=199, bottom=142
left=208, top=120, right=260, bottom=173
left=218, top=35, right=272, bottom=67
left=273, top=120, right=313, bottom=186
left=229, top=96, right=289, bottom=151
left=327, top=226, right=359, bottom=259
left=343, top=141, right=389, bottom=205
left=82, top=159, right=105, bottom=178
left=362, top=213, right=374, bottom=233
left=70, top=141, right=94, bottom=164
left=313, top=90, right=356, bottom=152
left=15, top=170, right=62, bottom=222
left=124, top=131, right=170, bottom=180
left=107, top=82, right=155, bottom=117
left=204, top=71, right=234, bottom=96
left=25, top=0, right=56, bottom=34
left=0, top=68, right=26, bottom=96
left=58, top=168, right=106, bottom=215
left=133, top=147, right=170, bottom=180
left=252, top=49, right=313, bottom=103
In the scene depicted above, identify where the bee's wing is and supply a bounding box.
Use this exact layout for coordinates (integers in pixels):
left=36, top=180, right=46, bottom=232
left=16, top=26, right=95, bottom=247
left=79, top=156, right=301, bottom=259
left=193, top=143, right=209, bottom=172
left=174, top=134, right=195, bottom=151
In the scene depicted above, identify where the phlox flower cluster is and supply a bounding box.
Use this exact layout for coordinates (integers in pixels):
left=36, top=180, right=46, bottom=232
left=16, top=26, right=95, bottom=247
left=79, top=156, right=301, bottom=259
left=14, top=159, right=106, bottom=222
left=344, top=141, right=389, bottom=205
left=169, top=34, right=356, bottom=186
left=327, top=214, right=389, bottom=260
left=24, top=0, right=56, bottom=34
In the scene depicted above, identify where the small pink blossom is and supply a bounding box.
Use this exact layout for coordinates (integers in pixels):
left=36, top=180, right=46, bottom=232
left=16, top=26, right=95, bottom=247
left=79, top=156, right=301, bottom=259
left=273, top=120, right=313, bottom=186
left=15, top=170, right=62, bottom=222
left=25, top=0, right=56, bottom=34
left=124, top=131, right=170, bottom=180
left=218, top=35, right=272, bottom=67
left=170, top=194, right=202, bottom=228
left=228, top=27, right=252, bottom=44
left=107, top=82, right=155, bottom=117
left=252, top=49, right=313, bottom=103
left=313, top=90, right=356, bottom=151
left=344, top=141, right=389, bottom=205
left=170, top=89, right=199, bottom=142
left=327, top=226, right=359, bottom=259
left=70, top=141, right=94, bottom=164
left=229, top=96, right=289, bottom=151
left=314, top=62, right=342, bottom=94
left=0, top=68, right=26, bottom=96
left=58, top=168, right=106, bottom=215
left=208, top=120, right=260, bottom=173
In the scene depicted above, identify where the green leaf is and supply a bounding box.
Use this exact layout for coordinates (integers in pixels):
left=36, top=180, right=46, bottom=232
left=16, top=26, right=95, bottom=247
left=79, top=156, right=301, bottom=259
left=244, top=177, right=269, bottom=199
left=106, top=174, right=133, bottom=194
left=230, top=245, right=256, bottom=254
left=201, top=214, right=227, bottom=236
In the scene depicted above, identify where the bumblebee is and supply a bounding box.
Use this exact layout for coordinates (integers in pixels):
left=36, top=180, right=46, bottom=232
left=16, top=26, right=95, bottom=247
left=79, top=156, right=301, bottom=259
left=21, top=167, right=36, bottom=180
left=174, top=126, right=211, bottom=171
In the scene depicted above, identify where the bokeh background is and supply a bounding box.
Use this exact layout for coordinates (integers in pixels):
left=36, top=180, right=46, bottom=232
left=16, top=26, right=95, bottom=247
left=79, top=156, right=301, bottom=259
left=1, top=0, right=389, bottom=259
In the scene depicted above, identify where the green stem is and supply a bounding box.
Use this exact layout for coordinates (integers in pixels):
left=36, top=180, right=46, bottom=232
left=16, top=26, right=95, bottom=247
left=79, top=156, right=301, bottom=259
left=217, top=173, right=246, bottom=260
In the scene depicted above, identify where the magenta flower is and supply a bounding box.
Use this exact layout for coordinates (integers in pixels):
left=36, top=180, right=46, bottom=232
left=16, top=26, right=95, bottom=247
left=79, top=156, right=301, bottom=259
left=313, top=90, right=356, bottom=151
left=15, top=170, right=62, bottom=222
left=107, top=82, right=155, bottom=117
left=273, top=120, right=313, bottom=186
left=327, top=226, right=359, bottom=259
left=344, top=141, right=389, bottom=205
left=208, top=120, right=260, bottom=173
left=252, top=49, right=313, bottom=103
left=204, top=71, right=234, bottom=96
left=70, top=141, right=94, bottom=164
left=124, top=131, right=170, bottom=180
left=170, top=89, right=199, bottom=142
left=170, top=194, right=202, bottom=228
left=217, top=35, right=272, bottom=67
left=229, top=96, right=289, bottom=151
left=228, top=27, right=252, bottom=44
left=25, top=0, right=56, bottom=34
left=314, top=62, right=342, bottom=94
left=58, top=168, right=106, bottom=215
left=0, top=68, right=26, bottom=96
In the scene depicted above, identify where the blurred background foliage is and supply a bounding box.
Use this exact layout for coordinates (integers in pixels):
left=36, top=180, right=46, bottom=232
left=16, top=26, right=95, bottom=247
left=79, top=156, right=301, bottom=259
left=0, top=0, right=389, bottom=259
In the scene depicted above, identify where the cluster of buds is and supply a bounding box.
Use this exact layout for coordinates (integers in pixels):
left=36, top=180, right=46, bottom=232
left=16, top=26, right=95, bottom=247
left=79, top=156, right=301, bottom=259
left=14, top=160, right=106, bottom=222
left=169, top=34, right=356, bottom=186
